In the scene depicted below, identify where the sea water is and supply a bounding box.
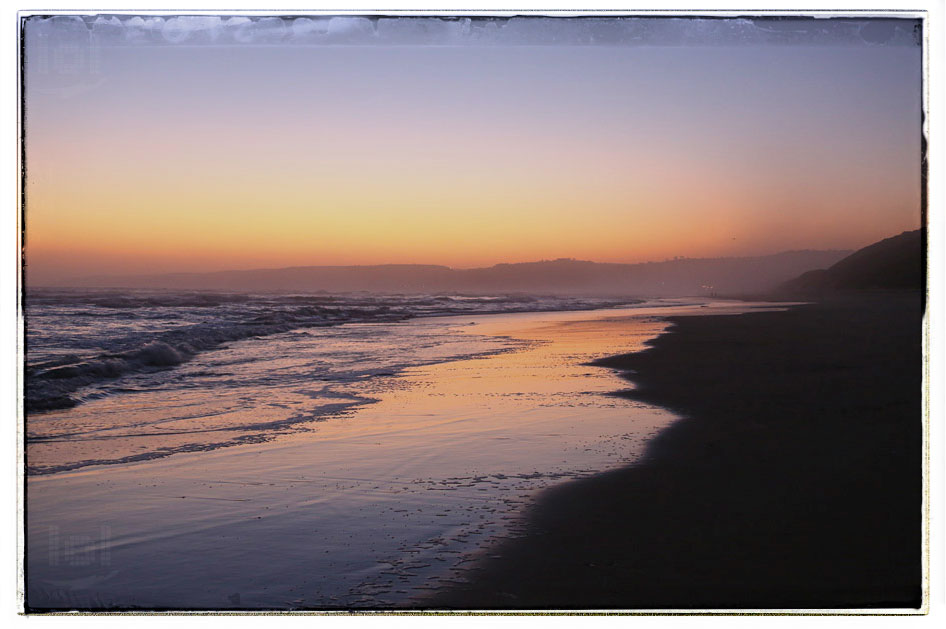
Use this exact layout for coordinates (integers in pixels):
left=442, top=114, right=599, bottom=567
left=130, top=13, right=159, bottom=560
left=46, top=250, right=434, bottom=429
left=25, top=291, right=774, bottom=609
left=25, top=289, right=637, bottom=475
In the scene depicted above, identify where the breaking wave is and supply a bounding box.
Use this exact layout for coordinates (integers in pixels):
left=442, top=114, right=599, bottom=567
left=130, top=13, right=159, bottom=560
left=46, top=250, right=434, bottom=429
left=26, top=289, right=639, bottom=413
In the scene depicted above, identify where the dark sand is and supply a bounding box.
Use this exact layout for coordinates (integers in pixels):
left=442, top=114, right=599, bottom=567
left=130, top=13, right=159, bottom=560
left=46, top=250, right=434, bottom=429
left=428, top=293, right=923, bottom=609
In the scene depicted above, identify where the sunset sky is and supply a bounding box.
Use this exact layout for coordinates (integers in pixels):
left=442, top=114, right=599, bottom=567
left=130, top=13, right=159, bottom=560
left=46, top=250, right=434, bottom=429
left=24, top=16, right=922, bottom=283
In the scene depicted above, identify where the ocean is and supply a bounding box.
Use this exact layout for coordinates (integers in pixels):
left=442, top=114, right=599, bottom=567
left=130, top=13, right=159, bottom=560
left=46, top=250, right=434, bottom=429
left=25, top=292, right=789, bottom=608
left=24, top=288, right=637, bottom=475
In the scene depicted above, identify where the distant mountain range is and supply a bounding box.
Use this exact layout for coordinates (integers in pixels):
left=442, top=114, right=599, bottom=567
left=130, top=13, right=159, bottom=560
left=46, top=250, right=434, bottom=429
left=780, top=230, right=924, bottom=294
left=62, top=250, right=851, bottom=296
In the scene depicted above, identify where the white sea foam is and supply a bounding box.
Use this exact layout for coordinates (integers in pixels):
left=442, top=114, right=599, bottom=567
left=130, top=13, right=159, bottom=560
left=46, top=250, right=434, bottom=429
left=26, top=289, right=636, bottom=413
left=25, top=290, right=643, bottom=473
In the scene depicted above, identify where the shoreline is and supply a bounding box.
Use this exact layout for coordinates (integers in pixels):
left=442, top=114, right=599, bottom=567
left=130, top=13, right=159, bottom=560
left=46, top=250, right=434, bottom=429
left=23, top=298, right=738, bottom=478
left=27, top=304, right=696, bottom=610
left=24, top=292, right=643, bottom=417
left=427, top=292, right=924, bottom=610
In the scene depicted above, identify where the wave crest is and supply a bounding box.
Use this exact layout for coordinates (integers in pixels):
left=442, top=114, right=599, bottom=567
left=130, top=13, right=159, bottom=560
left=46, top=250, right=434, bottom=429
left=26, top=291, right=640, bottom=413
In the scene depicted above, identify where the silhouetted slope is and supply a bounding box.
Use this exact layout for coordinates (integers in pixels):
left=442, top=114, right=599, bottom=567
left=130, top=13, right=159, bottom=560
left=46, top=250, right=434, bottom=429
left=781, top=230, right=924, bottom=293
left=62, top=250, right=849, bottom=296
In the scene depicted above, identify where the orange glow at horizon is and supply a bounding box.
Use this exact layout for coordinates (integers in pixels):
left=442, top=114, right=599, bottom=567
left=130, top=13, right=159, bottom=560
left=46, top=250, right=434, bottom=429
left=24, top=31, right=922, bottom=283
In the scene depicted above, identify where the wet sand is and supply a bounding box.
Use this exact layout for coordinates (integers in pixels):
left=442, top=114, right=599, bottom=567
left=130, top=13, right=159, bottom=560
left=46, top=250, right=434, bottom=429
left=429, top=293, right=924, bottom=610
left=30, top=302, right=772, bottom=610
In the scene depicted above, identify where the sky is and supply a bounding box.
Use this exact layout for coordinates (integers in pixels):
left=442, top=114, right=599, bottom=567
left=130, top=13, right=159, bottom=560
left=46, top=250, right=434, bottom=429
left=23, top=16, right=923, bottom=283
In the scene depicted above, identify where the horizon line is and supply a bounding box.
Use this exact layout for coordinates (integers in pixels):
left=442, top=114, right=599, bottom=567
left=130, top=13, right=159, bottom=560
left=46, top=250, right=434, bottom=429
left=28, top=245, right=863, bottom=285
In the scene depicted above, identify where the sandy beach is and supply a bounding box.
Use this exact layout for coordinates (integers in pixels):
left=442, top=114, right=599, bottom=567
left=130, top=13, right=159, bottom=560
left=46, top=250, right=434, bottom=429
left=429, top=293, right=924, bottom=609
left=27, top=300, right=786, bottom=610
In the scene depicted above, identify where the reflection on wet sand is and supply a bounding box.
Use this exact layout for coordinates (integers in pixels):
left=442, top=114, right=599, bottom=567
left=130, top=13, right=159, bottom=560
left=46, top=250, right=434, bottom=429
left=27, top=301, right=786, bottom=609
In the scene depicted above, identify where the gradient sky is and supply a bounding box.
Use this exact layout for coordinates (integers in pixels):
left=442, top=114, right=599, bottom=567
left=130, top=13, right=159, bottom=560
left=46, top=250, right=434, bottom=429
left=24, top=16, right=923, bottom=283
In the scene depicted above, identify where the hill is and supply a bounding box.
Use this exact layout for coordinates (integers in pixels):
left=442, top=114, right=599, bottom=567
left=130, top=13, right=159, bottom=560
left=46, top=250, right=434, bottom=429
left=780, top=230, right=924, bottom=294
left=55, top=250, right=851, bottom=296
